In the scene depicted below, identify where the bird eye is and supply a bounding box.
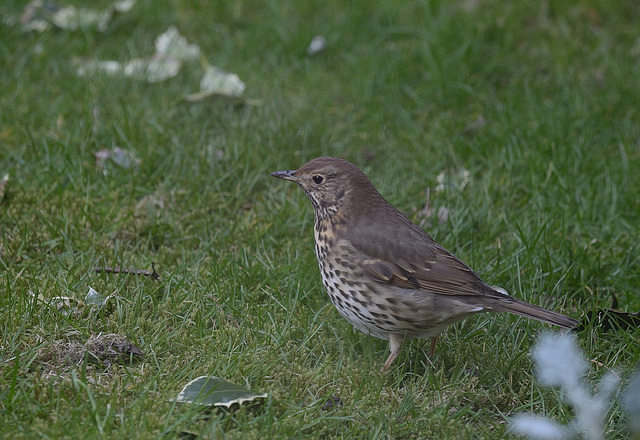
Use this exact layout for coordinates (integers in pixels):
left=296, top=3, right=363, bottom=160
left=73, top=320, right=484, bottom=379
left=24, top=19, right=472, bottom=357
left=312, top=175, right=324, bottom=184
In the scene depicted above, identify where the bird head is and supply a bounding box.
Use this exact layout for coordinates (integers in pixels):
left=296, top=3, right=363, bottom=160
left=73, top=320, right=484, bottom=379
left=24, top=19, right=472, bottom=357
left=271, top=157, right=375, bottom=221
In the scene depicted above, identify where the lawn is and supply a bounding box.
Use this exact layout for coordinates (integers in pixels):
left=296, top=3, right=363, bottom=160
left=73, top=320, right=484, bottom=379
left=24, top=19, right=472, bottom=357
left=1, top=0, right=639, bottom=438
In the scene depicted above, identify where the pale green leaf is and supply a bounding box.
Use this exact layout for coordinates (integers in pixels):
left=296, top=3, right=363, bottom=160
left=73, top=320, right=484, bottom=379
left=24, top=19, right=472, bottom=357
left=174, top=376, right=267, bottom=408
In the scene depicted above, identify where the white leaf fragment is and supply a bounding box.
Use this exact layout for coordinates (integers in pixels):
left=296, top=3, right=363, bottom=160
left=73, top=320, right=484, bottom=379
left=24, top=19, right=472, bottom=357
left=435, top=168, right=470, bottom=192
left=155, top=26, right=201, bottom=62
left=510, top=414, right=573, bottom=440
left=123, top=56, right=182, bottom=82
left=511, top=332, right=632, bottom=440
left=533, top=333, right=587, bottom=389
left=75, top=27, right=197, bottom=82
left=17, top=0, right=136, bottom=32
left=307, top=35, right=327, bottom=55
left=85, top=287, right=109, bottom=307
left=622, top=370, right=640, bottom=433
left=76, top=60, right=122, bottom=77
left=75, top=57, right=181, bottom=82
left=184, top=65, right=245, bottom=101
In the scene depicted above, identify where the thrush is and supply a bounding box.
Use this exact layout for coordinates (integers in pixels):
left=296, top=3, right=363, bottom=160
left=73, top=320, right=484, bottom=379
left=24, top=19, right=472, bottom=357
left=271, top=157, right=578, bottom=370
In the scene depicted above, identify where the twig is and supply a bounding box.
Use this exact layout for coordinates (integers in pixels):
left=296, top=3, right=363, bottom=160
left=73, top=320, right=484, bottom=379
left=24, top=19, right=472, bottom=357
left=95, top=262, right=160, bottom=280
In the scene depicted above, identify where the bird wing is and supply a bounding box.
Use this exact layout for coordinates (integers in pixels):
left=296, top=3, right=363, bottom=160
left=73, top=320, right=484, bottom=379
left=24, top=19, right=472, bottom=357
left=359, top=247, right=500, bottom=297
left=346, top=215, right=505, bottom=299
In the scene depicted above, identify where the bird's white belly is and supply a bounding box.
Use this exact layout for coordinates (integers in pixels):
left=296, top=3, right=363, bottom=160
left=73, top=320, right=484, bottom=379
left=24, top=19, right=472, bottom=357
left=318, top=266, right=392, bottom=340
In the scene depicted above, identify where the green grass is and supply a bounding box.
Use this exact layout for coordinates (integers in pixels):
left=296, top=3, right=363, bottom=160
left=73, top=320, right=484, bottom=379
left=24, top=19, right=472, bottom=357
left=1, top=0, right=639, bottom=438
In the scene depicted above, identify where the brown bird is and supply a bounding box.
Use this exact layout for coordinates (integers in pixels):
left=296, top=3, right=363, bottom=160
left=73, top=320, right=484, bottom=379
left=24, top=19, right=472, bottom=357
left=271, top=157, right=578, bottom=370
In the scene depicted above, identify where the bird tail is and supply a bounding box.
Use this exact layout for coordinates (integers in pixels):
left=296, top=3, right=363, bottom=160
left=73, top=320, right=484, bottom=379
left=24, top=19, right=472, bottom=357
left=496, top=298, right=578, bottom=328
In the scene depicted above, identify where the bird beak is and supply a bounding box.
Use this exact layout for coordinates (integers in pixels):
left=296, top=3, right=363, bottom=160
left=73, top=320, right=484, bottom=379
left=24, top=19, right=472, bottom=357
left=271, top=169, right=298, bottom=181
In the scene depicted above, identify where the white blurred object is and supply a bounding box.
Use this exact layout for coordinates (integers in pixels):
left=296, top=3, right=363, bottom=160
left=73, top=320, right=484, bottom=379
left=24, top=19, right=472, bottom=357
left=511, top=333, right=621, bottom=440
left=307, top=35, right=327, bottom=55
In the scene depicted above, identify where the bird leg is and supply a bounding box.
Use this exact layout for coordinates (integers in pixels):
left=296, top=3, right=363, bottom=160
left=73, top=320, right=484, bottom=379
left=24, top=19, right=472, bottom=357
left=382, top=333, right=405, bottom=371
left=429, top=337, right=438, bottom=357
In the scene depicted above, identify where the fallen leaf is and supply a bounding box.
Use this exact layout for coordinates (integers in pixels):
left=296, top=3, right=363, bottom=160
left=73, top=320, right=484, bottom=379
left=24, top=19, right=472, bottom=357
left=435, top=168, right=470, bottom=192
left=19, top=1, right=55, bottom=32
left=135, top=192, right=166, bottom=215
left=577, top=309, right=640, bottom=332
left=28, top=292, right=78, bottom=316
left=307, top=35, right=327, bottom=56
left=111, top=146, right=139, bottom=168
left=155, top=26, right=200, bottom=62
left=321, top=396, right=343, bottom=410
left=174, top=376, right=267, bottom=408
left=93, top=146, right=140, bottom=170
left=85, top=287, right=109, bottom=308
left=77, top=60, right=124, bottom=77
left=49, top=296, right=76, bottom=314
left=94, top=148, right=110, bottom=165
left=75, top=27, right=197, bottom=82
left=76, top=56, right=181, bottom=82
left=416, top=187, right=449, bottom=227
left=17, top=0, right=135, bottom=32
left=185, top=64, right=246, bottom=101
left=123, top=55, right=182, bottom=82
